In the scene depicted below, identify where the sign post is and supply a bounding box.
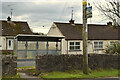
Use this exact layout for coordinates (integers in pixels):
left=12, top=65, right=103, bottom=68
left=87, top=6, right=92, bottom=18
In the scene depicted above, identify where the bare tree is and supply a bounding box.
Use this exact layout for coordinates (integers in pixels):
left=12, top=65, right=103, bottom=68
left=95, top=0, right=120, bottom=27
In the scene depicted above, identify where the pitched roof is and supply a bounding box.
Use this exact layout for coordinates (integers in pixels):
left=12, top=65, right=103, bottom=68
left=0, top=20, right=33, bottom=36
left=54, top=22, right=120, bottom=40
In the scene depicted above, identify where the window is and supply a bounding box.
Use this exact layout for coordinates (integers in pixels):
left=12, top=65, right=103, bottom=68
left=94, top=42, right=103, bottom=50
left=69, top=42, right=80, bottom=50
left=110, top=41, right=118, bottom=45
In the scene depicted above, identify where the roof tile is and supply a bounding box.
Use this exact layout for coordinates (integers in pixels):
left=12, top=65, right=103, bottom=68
left=54, top=22, right=120, bottom=40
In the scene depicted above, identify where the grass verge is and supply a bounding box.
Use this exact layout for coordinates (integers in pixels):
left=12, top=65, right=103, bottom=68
left=39, top=69, right=119, bottom=78
left=1, top=74, right=27, bottom=80
left=17, top=66, right=35, bottom=69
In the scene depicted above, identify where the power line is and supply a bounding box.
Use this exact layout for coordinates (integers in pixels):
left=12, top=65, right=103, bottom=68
left=58, top=1, right=68, bottom=21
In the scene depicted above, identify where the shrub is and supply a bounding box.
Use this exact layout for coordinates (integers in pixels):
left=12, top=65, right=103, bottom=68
left=2, top=50, right=14, bottom=55
left=105, top=42, right=120, bottom=54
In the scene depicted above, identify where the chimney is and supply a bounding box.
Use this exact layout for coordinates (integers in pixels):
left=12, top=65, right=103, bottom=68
left=69, top=19, right=75, bottom=24
left=7, top=16, right=11, bottom=21
left=107, top=21, right=112, bottom=26
left=7, top=16, right=12, bottom=23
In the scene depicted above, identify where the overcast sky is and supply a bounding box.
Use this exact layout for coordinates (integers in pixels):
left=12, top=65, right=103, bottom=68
left=1, top=0, right=111, bottom=34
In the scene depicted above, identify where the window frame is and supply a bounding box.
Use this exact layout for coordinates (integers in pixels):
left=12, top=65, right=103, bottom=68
left=94, top=41, right=103, bottom=50
left=69, top=41, right=81, bottom=51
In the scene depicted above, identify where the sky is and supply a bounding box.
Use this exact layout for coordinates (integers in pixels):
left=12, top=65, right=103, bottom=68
left=0, top=0, right=111, bottom=34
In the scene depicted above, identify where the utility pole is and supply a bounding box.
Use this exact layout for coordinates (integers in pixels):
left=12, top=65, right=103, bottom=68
left=82, top=0, right=88, bottom=74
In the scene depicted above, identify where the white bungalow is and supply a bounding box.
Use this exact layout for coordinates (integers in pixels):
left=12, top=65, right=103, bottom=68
left=0, top=16, right=33, bottom=54
left=47, top=20, right=120, bottom=54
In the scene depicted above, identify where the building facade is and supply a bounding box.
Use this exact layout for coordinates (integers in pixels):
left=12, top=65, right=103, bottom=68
left=47, top=22, right=120, bottom=54
left=0, top=17, right=33, bottom=53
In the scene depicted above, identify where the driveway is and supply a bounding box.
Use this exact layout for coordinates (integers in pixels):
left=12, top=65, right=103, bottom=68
left=17, top=61, right=35, bottom=67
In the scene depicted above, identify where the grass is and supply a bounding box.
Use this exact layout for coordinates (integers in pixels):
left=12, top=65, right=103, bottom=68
left=17, top=66, right=35, bottom=69
left=39, top=69, right=119, bottom=78
left=1, top=74, right=27, bottom=80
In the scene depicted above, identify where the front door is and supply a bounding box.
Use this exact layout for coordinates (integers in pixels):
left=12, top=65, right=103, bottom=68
left=7, top=39, right=13, bottom=50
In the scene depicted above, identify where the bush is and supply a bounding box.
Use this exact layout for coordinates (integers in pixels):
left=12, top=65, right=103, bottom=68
left=105, top=42, right=120, bottom=54
left=2, top=50, right=14, bottom=55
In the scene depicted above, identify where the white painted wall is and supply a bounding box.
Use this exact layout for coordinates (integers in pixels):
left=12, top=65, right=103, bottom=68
left=0, top=36, right=15, bottom=50
left=67, top=40, right=120, bottom=54
left=0, top=37, right=2, bottom=50
left=47, top=23, right=63, bottom=37
left=62, top=39, right=67, bottom=54
left=88, top=40, right=120, bottom=54
left=1, top=37, right=6, bottom=50
left=47, top=23, right=65, bottom=54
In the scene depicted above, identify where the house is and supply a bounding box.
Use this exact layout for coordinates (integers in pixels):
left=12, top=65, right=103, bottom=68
left=0, top=16, right=33, bottom=53
left=47, top=20, right=120, bottom=54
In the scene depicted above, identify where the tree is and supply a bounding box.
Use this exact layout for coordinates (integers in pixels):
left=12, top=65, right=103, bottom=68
left=95, top=0, right=120, bottom=27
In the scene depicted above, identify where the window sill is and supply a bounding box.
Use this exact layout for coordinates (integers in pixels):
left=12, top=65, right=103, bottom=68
left=94, top=49, right=104, bottom=51
left=69, top=50, right=82, bottom=52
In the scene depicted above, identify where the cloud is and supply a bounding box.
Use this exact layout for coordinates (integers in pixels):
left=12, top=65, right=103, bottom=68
left=1, top=1, right=110, bottom=34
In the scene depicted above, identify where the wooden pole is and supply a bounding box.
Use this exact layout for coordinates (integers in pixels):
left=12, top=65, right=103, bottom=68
left=36, top=40, right=39, bottom=55
left=82, top=0, right=88, bottom=74
left=60, top=40, right=62, bottom=54
left=25, top=40, right=28, bottom=59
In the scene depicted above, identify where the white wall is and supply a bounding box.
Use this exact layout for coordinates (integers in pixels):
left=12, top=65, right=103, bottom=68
left=67, top=40, right=120, bottom=54
left=47, top=23, right=65, bottom=54
left=0, top=37, right=2, bottom=50
left=1, top=37, right=6, bottom=50
left=0, top=36, right=15, bottom=50
left=61, top=39, right=67, bottom=54
left=47, top=23, right=63, bottom=37
left=88, top=40, right=120, bottom=54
